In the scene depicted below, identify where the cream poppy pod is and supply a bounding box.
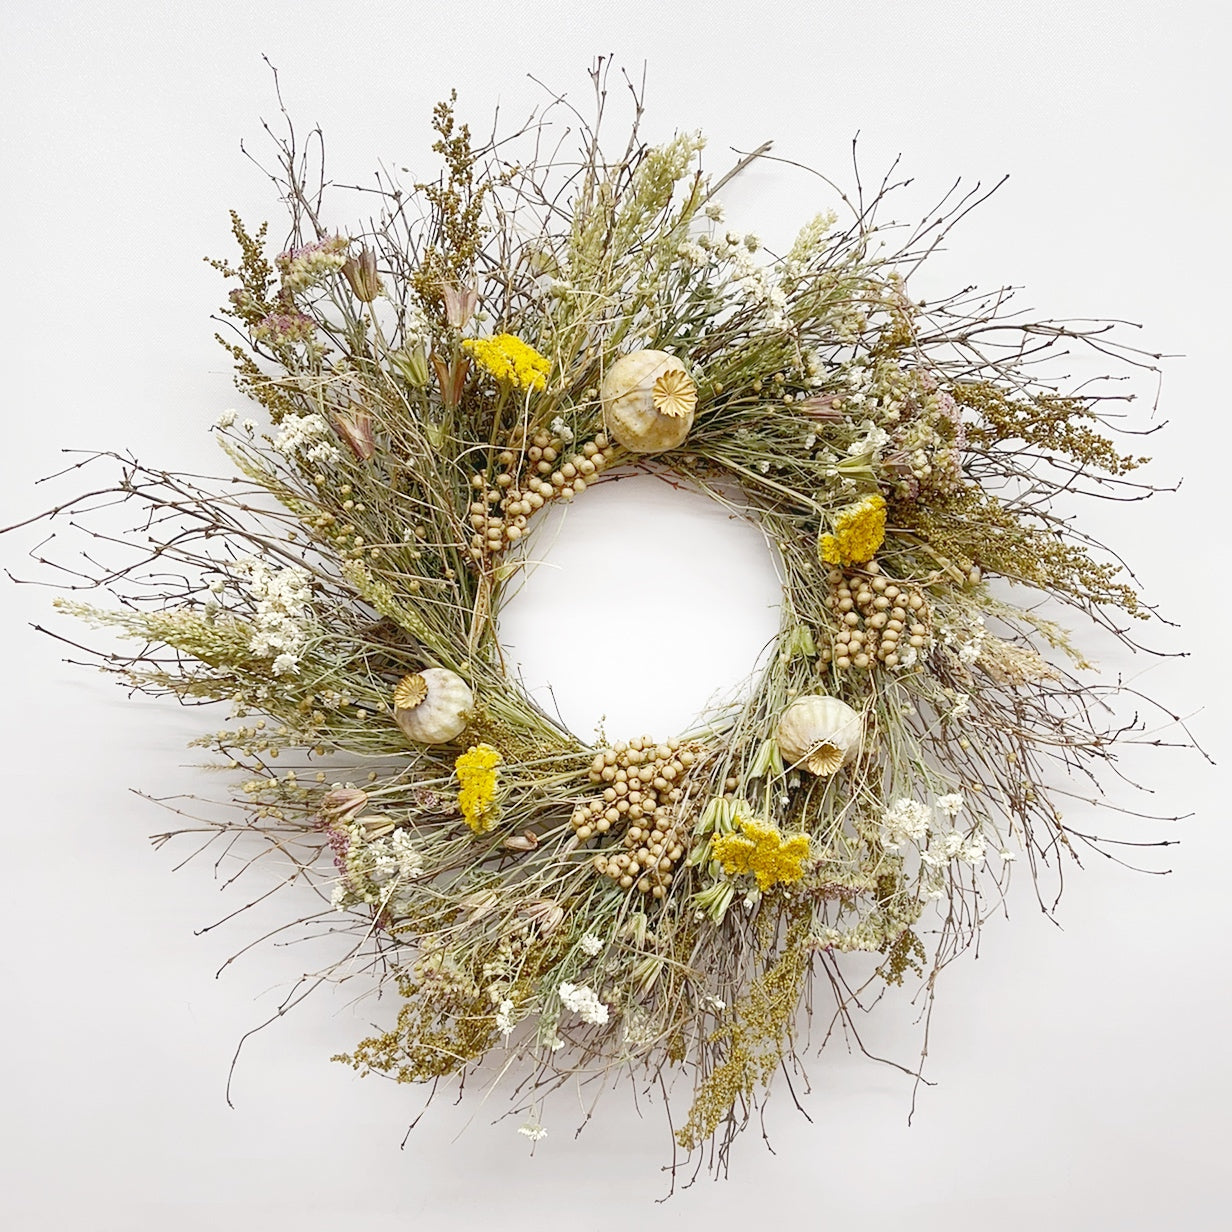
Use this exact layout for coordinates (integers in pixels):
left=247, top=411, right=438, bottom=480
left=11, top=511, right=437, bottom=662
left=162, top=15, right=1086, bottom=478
left=776, top=694, right=863, bottom=775
left=393, top=667, right=474, bottom=745
left=599, top=349, right=698, bottom=453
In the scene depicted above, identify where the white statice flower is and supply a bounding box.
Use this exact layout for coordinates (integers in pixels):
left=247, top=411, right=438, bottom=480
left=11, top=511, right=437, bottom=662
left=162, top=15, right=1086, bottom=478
left=241, top=418, right=258, bottom=435
left=329, top=882, right=348, bottom=911
left=939, top=615, right=987, bottom=666
left=880, top=797, right=931, bottom=848
left=704, top=200, right=725, bottom=222
left=960, top=832, right=987, bottom=866
left=998, top=847, right=1018, bottom=863
left=363, top=829, right=425, bottom=890
left=936, top=793, right=965, bottom=819
left=402, top=302, right=432, bottom=348
left=847, top=419, right=890, bottom=458
left=271, top=652, right=299, bottom=676
left=579, top=933, right=603, bottom=957
left=958, top=629, right=986, bottom=666
left=921, top=828, right=977, bottom=868
left=558, top=981, right=609, bottom=1026
left=677, top=240, right=709, bottom=267
left=549, top=415, right=574, bottom=444
left=724, top=243, right=791, bottom=330
left=517, top=1118, right=548, bottom=1142
left=330, top=823, right=425, bottom=915
left=948, top=692, right=970, bottom=719
left=495, top=998, right=516, bottom=1039
left=215, top=408, right=237, bottom=429
left=234, top=557, right=314, bottom=674
left=385, top=830, right=425, bottom=881
left=272, top=412, right=340, bottom=465
left=620, top=1006, right=656, bottom=1050
left=702, top=995, right=726, bottom=1013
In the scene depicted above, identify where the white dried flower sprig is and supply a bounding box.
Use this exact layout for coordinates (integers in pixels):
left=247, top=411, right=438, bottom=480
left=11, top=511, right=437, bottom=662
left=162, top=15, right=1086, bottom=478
left=558, top=982, right=609, bottom=1026
left=271, top=412, right=340, bottom=465
left=233, top=557, right=315, bottom=676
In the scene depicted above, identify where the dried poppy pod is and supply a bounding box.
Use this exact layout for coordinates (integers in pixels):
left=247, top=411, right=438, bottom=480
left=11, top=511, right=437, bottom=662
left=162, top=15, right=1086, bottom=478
left=776, top=694, right=863, bottom=775
left=600, top=349, right=698, bottom=453
left=393, top=668, right=473, bottom=745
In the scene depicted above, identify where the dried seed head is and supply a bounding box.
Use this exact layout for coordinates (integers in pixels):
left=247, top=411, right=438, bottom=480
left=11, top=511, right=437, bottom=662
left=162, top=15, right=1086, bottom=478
left=320, top=787, right=368, bottom=822
left=332, top=409, right=375, bottom=460
left=519, top=899, right=565, bottom=934
left=440, top=282, right=478, bottom=329
left=805, top=742, right=845, bottom=775
left=359, top=814, right=396, bottom=839
left=502, top=830, right=540, bottom=852
left=394, top=673, right=428, bottom=711
left=341, top=245, right=381, bottom=302
left=651, top=368, right=698, bottom=418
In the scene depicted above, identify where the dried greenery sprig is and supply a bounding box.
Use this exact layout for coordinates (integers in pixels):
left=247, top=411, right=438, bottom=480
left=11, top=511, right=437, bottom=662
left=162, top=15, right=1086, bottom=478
left=5, top=62, right=1193, bottom=1184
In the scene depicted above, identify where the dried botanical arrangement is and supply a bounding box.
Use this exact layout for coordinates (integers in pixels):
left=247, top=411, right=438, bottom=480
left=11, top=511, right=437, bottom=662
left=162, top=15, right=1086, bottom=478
left=7, top=65, right=1186, bottom=1181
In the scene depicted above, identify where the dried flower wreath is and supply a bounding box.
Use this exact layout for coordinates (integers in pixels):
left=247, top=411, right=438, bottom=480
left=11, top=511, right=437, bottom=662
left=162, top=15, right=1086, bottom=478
left=7, top=65, right=1188, bottom=1180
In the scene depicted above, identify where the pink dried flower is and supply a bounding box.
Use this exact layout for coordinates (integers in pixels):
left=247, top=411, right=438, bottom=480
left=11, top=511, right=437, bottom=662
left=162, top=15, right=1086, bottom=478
left=797, top=394, right=844, bottom=421
left=253, top=311, right=315, bottom=345
left=441, top=282, right=478, bottom=329
left=342, top=246, right=381, bottom=302
left=332, top=409, right=376, bottom=460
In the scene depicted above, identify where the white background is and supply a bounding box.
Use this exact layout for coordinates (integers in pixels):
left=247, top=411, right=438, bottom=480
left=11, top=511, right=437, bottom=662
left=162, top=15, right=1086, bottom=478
left=2, top=2, right=1229, bottom=1228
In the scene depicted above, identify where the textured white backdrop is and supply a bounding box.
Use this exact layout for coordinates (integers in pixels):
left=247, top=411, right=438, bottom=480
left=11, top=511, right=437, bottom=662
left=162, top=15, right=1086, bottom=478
left=2, top=2, right=1229, bottom=1229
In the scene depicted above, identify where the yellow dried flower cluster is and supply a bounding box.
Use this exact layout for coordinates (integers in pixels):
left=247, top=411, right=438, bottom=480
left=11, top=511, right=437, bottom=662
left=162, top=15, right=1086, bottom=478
left=462, top=334, right=551, bottom=392
left=818, top=493, right=887, bottom=566
left=712, top=817, right=811, bottom=891
left=455, top=743, right=502, bottom=833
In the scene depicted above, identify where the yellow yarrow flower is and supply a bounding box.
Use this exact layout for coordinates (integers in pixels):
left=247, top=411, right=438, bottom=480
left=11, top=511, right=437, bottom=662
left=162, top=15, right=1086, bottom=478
left=711, top=816, right=811, bottom=891
left=462, top=334, right=551, bottom=392
left=455, top=743, right=502, bottom=834
left=818, top=493, right=887, bottom=566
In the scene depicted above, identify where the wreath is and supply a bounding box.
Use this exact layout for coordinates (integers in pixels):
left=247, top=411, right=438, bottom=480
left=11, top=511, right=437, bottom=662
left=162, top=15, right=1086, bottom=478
left=11, top=69, right=1180, bottom=1172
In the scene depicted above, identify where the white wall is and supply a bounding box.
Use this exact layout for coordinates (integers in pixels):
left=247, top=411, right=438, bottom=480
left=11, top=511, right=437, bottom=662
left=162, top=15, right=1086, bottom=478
left=2, top=3, right=1228, bottom=1228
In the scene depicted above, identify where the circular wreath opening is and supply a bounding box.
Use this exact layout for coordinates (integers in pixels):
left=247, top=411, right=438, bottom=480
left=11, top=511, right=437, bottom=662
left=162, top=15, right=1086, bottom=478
left=496, top=470, right=785, bottom=740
